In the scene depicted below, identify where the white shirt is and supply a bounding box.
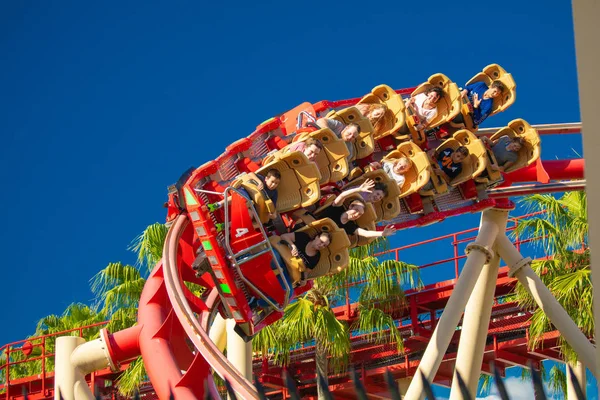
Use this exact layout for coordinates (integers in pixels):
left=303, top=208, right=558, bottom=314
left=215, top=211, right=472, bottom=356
left=383, top=162, right=406, bottom=187
left=413, top=93, right=438, bottom=124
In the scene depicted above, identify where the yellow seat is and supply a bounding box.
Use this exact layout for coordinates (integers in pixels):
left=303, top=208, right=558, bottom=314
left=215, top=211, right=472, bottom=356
left=314, top=194, right=378, bottom=248
left=382, top=141, right=432, bottom=199
left=402, top=73, right=462, bottom=146
left=489, top=118, right=541, bottom=173
left=357, top=84, right=406, bottom=140
left=269, top=218, right=350, bottom=283
left=465, top=64, right=516, bottom=117
left=434, top=130, right=487, bottom=186
left=296, top=218, right=351, bottom=279
left=343, top=169, right=401, bottom=222
left=256, top=152, right=321, bottom=213
left=268, top=236, right=308, bottom=285
left=293, top=128, right=350, bottom=184
left=231, top=174, right=277, bottom=224
left=326, top=107, right=375, bottom=161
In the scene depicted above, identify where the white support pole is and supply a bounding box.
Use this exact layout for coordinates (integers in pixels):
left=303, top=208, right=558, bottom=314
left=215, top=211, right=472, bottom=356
left=404, top=208, right=508, bottom=400
left=449, top=250, right=501, bottom=400
left=495, top=234, right=598, bottom=377
left=210, top=313, right=228, bottom=352
left=226, top=318, right=252, bottom=399
left=55, top=337, right=91, bottom=400
left=54, top=332, right=115, bottom=400
left=572, top=0, right=600, bottom=388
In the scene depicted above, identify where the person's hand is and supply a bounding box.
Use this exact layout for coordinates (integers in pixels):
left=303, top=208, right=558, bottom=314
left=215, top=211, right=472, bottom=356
left=359, top=179, right=375, bottom=193
left=255, top=180, right=264, bottom=190
left=382, top=225, right=397, bottom=237
left=472, top=93, right=481, bottom=108
left=291, top=245, right=299, bottom=257
left=491, top=164, right=500, bottom=171
left=269, top=212, right=277, bottom=220
left=369, top=161, right=382, bottom=170
left=461, top=89, right=468, bottom=98
left=434, top=168, right=445, bottom=176
left=415, top=123, right=424, bottom=131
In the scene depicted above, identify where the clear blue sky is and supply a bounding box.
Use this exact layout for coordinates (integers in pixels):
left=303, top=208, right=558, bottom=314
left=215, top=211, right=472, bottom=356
left=0, top=0, right=589, bottom=395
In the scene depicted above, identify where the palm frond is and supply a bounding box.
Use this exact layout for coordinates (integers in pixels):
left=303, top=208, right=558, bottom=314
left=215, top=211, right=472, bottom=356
left=129, top=223, right=168, bottom=272
left=548, top=364, right=567, bottom=398
left=90, top=262, right=142, bottom=298
left=116, top=357, right=147, bottom=396
left=352, top=305, right=404, bottom=353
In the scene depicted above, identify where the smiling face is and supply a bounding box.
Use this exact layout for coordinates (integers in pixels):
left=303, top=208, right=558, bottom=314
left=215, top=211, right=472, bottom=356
left=345, top=202, right=365, bottom=220
left=393, top=158, right=411, bottom=174
left=369, top=189, right=385, bottom=203
left=304, top=144, right=321, bottom=161
left=341, top=125, right=360, bottom=142
left=427, top=91, right=441, bottom=103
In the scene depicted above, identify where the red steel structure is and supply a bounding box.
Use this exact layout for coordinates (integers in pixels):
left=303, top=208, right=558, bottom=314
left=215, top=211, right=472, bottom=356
left=0, top=76, right=587, bottom=399
left=0, top=212, right=578, bottom=399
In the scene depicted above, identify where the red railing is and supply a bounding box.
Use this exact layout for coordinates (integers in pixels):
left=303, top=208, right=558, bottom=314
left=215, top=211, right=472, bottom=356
left=0, top=321, right=108, bottom=398
left=0, top=212, right=549, bottom=397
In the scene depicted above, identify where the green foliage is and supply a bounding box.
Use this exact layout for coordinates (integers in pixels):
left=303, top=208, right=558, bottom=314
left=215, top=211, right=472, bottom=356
left=512, top=192, right=591, bottom=364
left=129, top=223, right=168, bottom=271
left=253, top=238, right=421, bottom=380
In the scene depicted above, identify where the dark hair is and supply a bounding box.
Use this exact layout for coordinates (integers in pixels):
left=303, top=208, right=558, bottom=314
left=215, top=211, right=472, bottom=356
left=456, top=146, right=469, bottom=156
left=511, top=137, right=525, bottom=146
left=373, top=182, right=389, bottom=197
left=426, top=86, right=445, bottom=100
left=265, top=169, right=281, bottom=179
left=348, top=198, right=366, bottom=209
left=317, top=231, right=332, bottom=244
left=491, top=80, right=506, bottom=93
left=305, top=137, right=324, bottom=150
left=347, top=122, right=362, bottom=134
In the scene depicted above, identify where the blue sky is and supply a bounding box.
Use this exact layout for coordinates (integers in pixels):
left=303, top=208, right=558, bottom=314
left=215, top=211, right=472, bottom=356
left=0, top=0, right=591, bottom=396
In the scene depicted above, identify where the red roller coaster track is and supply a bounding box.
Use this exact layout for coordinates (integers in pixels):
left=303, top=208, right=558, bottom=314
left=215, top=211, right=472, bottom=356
left=0, top=89, right=586, bottom=399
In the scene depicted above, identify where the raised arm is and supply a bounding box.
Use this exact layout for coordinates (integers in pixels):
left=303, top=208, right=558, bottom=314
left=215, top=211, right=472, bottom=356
left=355, top=225, right=397, bottom=238
left=333, top=179, right=375, bottom=206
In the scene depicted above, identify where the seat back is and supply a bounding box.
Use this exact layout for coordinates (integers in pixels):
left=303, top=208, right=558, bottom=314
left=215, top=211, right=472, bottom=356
left=410, top=73, right=462, bottom=128
left=295, top=218, right=351, bottom=279
left=465, top=64, right=516, bottom=117
left=269, top=236, right=307, bottom=284
left=257, top=152, right=321, bottom=213
left=489, top=118, right=540, bottom=173
left=294, top=128, right=350, bottom=183
left=358, top=84, right=406, bottom=140
left=327, top=107, right=375, bottom=161
left=231, top=174, right=276, bottom=224
left=314, top=194, right=378, bottom=248
left=343, top=169, right=401, bottom=222
left=435, top=130, right=487, bottom=186
left=278, top=102, right=317, bottom=135
left=383, top=141, right=431, bottom=198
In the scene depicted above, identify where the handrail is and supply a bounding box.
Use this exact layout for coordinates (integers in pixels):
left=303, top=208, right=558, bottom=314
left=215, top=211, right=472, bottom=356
left=477, top=122, right=581, bottom=135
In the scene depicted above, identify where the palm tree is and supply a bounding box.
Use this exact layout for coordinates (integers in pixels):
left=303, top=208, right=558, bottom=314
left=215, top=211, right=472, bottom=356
left=509, top=191, right=591, bottom=396
left=0, top=303, right=106, bottom=382
left=253, top=239, right=421, bottom=400
left=90, top=222, right=168, bottom=396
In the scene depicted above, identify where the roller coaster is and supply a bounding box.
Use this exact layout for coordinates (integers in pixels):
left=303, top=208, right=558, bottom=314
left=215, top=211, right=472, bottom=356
left=0, top=64, right=591, bottom=400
